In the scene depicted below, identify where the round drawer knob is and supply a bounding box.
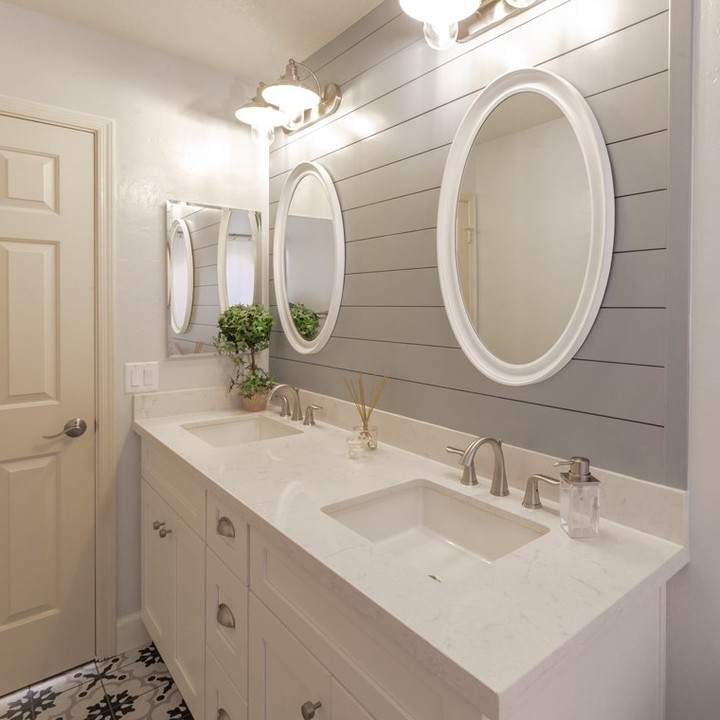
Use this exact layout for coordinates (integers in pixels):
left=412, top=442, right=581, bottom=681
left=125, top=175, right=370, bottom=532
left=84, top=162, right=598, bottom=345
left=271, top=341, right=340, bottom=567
left=152, top=521, right=165, bottom=531
left=301, top=700, right=322, bottom=720
left=158, top=527, right=172, bottom=538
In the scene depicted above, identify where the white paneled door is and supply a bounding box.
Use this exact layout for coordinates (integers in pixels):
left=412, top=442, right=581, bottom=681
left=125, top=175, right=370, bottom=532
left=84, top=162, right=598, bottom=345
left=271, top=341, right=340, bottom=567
left=0, top=114, right=96, bottom=695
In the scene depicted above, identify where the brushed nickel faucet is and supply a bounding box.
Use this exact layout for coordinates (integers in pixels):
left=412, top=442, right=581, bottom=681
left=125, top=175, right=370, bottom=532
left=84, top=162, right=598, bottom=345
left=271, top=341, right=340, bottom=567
left=446, top=437, right=509, bottom=496
left=267, top=384, right=303, bottom=421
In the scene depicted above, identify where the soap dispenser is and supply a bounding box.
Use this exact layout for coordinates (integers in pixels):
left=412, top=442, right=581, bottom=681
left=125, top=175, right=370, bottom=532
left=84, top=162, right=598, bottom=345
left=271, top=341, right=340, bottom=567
left=555, top=456, right=600, bottom=538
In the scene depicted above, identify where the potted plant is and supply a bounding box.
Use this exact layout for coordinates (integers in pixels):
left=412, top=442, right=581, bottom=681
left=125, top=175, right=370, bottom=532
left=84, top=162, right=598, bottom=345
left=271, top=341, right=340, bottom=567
left=290, top=302, right=320, bottom=341
left=214, top=303, right=275, bottom=411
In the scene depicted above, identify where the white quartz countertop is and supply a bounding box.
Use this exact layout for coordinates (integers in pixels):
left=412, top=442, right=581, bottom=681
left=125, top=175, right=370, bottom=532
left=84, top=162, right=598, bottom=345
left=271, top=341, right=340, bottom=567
left=133, top=408, right=687, bottom=718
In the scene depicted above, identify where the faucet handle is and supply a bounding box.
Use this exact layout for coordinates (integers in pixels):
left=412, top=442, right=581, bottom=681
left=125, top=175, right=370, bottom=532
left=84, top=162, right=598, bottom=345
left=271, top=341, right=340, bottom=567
left=303, top=405, right=322, bottom=426
left=523, top=474, right=561, bottom=509
left=554, top=456, right=593, bottom=482
left=445, top=446, right=464, bottom=462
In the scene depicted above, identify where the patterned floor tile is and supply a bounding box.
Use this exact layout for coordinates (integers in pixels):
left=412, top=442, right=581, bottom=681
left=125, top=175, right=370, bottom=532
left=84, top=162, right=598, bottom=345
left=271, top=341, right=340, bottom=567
left=107, top=685, right=189, bottom=720
left=32, top=679, right=112, bottom=720
left=0, top=688, right=33, bottom=720
left=100, top=649, right=171, bottom=699
left=97, top=645, right=162, bottom=675
left=30, top=663, right=101, bottom=702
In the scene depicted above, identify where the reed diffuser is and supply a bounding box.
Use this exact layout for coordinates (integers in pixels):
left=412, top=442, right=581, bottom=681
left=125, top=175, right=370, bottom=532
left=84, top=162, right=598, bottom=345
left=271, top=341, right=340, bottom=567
left=344, top=374, right=388, bottom=451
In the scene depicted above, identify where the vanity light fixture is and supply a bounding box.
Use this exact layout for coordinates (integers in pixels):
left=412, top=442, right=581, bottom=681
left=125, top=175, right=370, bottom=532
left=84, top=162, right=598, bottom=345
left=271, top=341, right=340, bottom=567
left=261, top=59, right=342, bottom=132
left=399, top=0, right=543, bottom=49
left=234, top=83, right=288, bottom=144
left=399, top=0, right=480, bottom=50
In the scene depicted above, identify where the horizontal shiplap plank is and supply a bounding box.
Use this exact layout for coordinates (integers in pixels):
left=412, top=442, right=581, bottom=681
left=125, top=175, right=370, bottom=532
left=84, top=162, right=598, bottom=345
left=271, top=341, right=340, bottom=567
left=609, top=131, right=668, bottom=196
left=603, top=249, right=665, bottom=307
left=193, top=266, right=216, bottom=286
left=344, top=188, right=439, bottom=241
left=323, top=306, right=458, bottom=347
left=271, top=335, right=665, bottom=425
left=614, top=191, right=667, bottom=251
left=342, top=268, right=442, bottom=307
left=194, top=245, right=218, bottom=268
left=192, top=285, right=220, bottom=306
left=577, top=308, right=665, bottom=366
left=346, top=229, right=437, bottom=273
left=269, top=359, right=665, bottom=483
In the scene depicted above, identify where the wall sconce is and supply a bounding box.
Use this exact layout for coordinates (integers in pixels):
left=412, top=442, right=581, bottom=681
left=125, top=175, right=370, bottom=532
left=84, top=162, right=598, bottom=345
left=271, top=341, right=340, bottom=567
left=399, top=0, right=543, bottom=50
left=235, top=59, right=342, bottom=143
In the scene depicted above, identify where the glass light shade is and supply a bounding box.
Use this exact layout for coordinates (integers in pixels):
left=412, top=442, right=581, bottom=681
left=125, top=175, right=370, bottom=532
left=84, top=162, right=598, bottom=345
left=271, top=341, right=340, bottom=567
left=399, top=0, right=478, bottom=24
left=505, top=0, right=536, bottom=7
left=423, top=22, right=458, bottom=50
left=262, top=83, right=320, bottom=113
left=234, top=104, right=286, bottom=128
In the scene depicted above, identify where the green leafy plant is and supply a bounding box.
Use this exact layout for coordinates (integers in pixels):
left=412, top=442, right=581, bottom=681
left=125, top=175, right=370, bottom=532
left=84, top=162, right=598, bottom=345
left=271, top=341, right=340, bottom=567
left=290, top=303, right=320, bottom=341
left=214, top=304, right=275, bottom=398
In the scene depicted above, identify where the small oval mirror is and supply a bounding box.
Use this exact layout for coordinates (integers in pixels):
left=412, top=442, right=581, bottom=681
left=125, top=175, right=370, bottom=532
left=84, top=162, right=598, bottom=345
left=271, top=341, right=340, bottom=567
left=168, top=218, right=193, bottom=335
left=438, top=68, right=614, bottom=386
left=274, top=161, right=345, bottom=354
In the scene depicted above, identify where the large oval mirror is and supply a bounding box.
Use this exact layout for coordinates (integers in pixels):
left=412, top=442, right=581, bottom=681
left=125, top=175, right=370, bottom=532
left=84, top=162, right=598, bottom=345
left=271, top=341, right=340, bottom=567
left=274, top=161, right=345, bottom=354
left=438, top=68, right=614, bottom=386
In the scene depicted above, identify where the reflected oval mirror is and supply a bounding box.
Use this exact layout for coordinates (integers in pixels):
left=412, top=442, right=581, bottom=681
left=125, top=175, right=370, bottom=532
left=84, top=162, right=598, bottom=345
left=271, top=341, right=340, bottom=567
left=437, top=68, right=614, bottom=386
left=274, top=161, right=345, bottom=354
left=166, top=201, right=261, bottom=358
left=168, top=218, right=193, bottom=334
left=218, top=208, right=259, bottom=311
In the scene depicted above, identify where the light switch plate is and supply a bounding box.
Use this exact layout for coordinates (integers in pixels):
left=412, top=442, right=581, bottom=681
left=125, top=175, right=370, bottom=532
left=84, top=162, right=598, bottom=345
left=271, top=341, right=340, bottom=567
left=124, top=362, right=159, bottom=393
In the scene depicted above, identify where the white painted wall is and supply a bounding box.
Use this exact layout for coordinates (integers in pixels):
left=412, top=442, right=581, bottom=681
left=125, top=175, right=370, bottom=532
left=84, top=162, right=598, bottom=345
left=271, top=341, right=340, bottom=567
left=666, top=0, right=720, bottom=716
left=0, top=1, right=266, bottom=622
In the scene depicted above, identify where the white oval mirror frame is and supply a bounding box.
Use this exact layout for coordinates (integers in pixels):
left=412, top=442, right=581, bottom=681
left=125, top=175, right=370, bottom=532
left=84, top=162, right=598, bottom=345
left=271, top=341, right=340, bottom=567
left=437, top=68, right=615, bottom=386
left=274, top=161, right=345, bottom=354
left=168, top=218, right=194, bottom=334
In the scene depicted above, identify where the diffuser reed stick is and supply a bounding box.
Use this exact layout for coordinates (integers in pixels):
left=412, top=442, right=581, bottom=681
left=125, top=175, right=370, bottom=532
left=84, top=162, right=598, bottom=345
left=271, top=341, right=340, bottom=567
left=344, top=374, right=388, bottom=449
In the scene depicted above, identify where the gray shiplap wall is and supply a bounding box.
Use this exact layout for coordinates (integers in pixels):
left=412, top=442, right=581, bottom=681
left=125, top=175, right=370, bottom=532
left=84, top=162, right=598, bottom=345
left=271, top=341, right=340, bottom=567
left=268, top=0, right=690, bottom=488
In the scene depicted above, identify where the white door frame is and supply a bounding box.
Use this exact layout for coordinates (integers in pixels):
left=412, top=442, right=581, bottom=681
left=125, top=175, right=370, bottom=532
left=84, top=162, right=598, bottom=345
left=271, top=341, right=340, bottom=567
left=0, top=94, right=117, bottom=659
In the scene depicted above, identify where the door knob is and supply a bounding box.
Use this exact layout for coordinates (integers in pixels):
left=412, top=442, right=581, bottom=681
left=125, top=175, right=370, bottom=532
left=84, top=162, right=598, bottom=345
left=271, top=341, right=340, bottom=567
left=43, top=418, right=87, bottom=440
left=152, top=521, right=166, bottom=531
left=301, top=700, right=322, bottom=719
left=159, top=528, right=172, bottom=538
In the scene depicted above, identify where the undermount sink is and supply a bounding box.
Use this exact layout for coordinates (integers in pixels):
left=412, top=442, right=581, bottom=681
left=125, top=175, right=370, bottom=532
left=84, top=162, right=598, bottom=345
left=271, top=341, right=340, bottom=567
left=181, top=415, right=302, bottom=448
left=323, top=480, right=548, bottom=583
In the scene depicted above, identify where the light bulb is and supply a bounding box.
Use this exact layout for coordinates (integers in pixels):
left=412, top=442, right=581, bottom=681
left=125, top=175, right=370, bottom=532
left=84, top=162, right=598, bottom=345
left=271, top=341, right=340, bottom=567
left=423, top=22, right=458, bottom=51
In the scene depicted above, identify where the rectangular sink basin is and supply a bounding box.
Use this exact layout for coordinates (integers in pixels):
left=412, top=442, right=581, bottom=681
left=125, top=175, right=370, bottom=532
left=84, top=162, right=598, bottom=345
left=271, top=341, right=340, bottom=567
left=181, top=415, right=302, bottom=448
left=323, top=480, right=548, bottom=583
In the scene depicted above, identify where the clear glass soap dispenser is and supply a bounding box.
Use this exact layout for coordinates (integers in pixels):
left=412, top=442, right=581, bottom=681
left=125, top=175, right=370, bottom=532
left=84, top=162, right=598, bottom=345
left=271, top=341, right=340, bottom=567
left=555, top=456, right=600, bottom=538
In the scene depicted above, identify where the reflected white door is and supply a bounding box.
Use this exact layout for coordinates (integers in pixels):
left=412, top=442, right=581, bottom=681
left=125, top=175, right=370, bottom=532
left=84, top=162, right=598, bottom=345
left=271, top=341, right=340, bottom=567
left=0, top=114, right=96, bottom=694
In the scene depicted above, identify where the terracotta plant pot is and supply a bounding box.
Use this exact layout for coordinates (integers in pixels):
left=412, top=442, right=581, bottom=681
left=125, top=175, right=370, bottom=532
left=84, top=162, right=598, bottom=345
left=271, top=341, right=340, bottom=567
left=241, top=391, right=269, bottom=412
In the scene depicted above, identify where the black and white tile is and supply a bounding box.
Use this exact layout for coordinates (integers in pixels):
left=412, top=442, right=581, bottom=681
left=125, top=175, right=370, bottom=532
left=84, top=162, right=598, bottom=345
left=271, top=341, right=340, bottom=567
left=0, top=644, right=192, bottom=720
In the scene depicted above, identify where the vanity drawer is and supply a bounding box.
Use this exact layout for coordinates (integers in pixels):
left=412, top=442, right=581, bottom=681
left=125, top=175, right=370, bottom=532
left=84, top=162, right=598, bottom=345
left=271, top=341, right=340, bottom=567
left=141, top=442, right=205, bottom=539
left=207, top=490, right=249, bottom=583
left=206, top=647, right=248, bottom=720
left=206, top=547, right=248, bottom=700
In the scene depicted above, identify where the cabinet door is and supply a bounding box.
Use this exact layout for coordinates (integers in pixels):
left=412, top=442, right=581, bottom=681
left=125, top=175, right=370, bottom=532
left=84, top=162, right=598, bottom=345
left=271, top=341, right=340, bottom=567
left=170, top=510, right=205, bottom=719
left=332, top=680, right=376, bottom=720
left=249, top=595, right=331, bottom=720
left=140, top=481, right=174, bottom=659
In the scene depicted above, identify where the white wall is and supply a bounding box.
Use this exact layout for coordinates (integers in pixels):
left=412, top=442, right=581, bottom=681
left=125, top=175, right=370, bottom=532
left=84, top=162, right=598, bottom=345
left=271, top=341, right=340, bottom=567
left=666, top=0, right=720, bottom=716
left=0, top=2, right=266, bottom=621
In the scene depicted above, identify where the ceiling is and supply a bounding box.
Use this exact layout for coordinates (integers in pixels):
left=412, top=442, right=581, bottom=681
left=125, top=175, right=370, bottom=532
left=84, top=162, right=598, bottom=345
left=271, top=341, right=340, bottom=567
left=4, top=0, right=386, bottom=83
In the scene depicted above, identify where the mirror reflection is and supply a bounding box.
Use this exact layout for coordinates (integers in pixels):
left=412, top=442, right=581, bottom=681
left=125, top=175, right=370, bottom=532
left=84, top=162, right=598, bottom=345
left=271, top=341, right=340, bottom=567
left=166, top=201, right=260, bottom=358
left=284, top=174, right=335, bottom=341
left=456, top=92, right=590, bottom=365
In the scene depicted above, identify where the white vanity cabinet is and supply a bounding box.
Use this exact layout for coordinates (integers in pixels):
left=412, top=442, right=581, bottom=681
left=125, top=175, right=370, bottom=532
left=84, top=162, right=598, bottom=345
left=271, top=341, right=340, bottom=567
left=140, top=444, right=207, bottom=720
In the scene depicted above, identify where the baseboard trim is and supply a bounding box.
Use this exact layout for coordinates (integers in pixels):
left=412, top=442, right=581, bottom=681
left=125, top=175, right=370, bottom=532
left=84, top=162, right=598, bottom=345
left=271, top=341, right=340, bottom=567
left=114, top=612, right=150, bottom=656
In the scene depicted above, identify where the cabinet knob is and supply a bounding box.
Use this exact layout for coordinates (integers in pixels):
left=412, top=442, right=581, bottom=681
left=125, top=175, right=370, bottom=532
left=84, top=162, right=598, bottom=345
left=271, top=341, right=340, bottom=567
left=152, top=521, right=165, bottom=531
left=217, top=516, right=236, bottom=538
left=301, top=700, right=322, bottom=720
left=158, top=528, right=172, bottom=538
left=217, top=603, right=236, bottom=629
left=217, top=709, right=231, bottom=720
